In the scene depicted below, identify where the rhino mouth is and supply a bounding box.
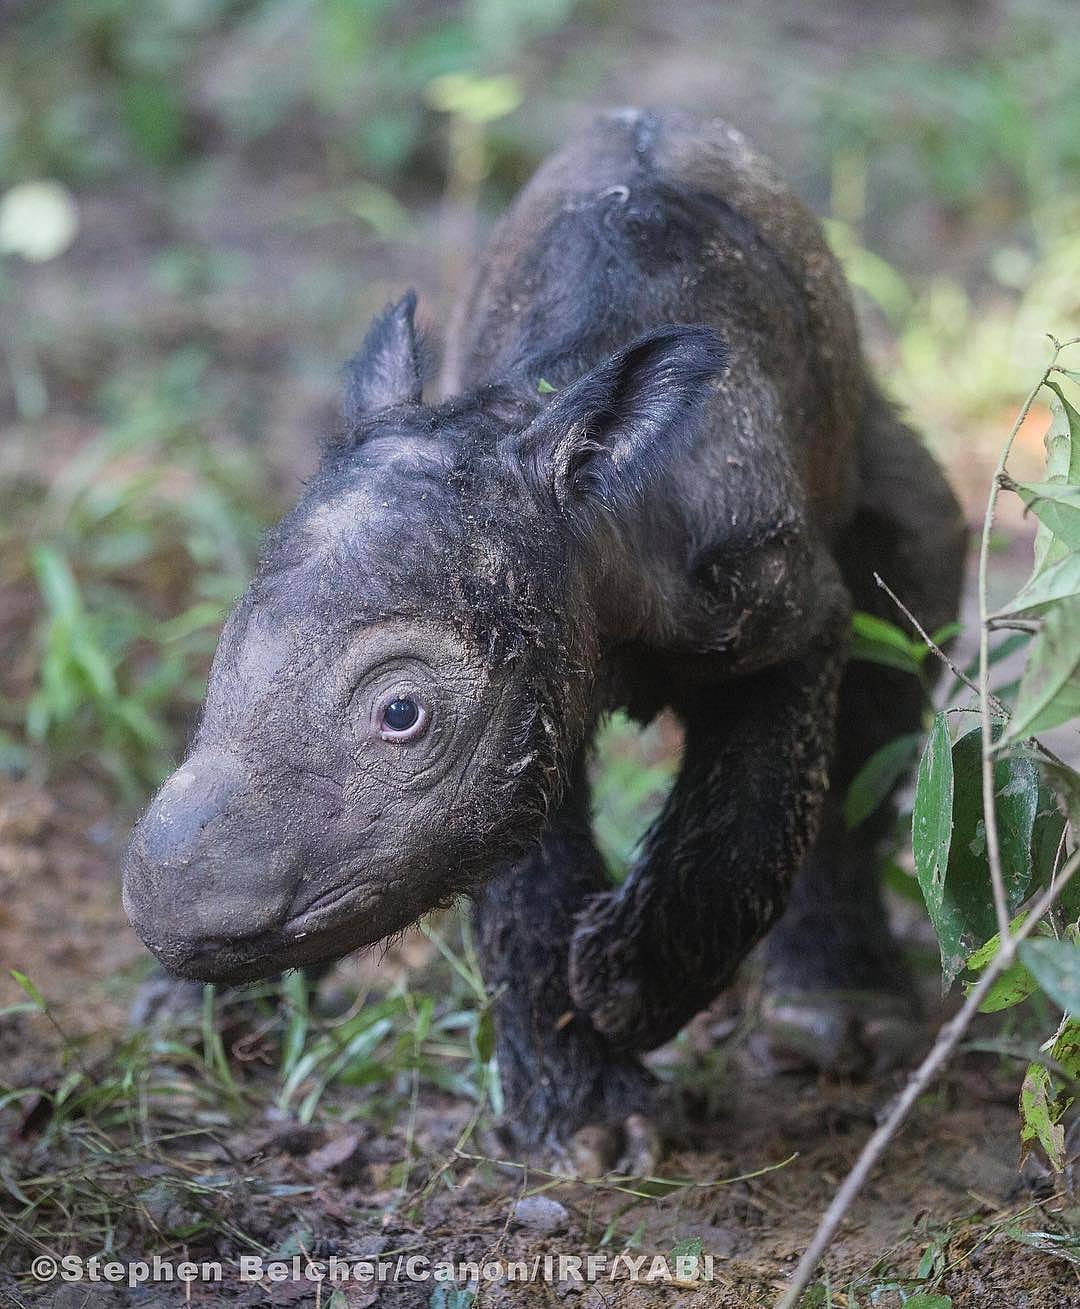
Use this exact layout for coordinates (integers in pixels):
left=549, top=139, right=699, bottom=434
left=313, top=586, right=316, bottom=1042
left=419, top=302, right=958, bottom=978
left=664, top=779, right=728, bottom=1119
left=148, top=918, right=366, bottom=985
left=150, top=930, right=319, bottom=985
left=142, top=882, right=426, bottom=985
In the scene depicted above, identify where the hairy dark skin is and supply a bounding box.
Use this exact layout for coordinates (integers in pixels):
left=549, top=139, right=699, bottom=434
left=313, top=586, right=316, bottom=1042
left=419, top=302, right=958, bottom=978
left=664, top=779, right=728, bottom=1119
left=123, top=110, right=966, bottom=1171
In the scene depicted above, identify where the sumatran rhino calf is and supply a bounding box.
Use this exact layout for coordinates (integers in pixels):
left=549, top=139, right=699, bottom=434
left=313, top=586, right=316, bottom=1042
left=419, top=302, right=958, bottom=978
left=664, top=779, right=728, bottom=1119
left=123, top=110, right=965, bottom=1171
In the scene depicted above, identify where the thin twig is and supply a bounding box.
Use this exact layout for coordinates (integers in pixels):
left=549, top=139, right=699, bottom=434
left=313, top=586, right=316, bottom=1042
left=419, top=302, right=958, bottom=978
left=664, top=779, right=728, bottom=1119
left=777, top=846, right=1080, bottom=1309
left=453, top=1147, right=798, bottom=1199
left=873, top=572, right=1071, bottom=772
left=977, top=342, right=1063, bottom=941
left=872, top=572, right=1009, bottom=718
left=986, top=618, right=1041, bottom=633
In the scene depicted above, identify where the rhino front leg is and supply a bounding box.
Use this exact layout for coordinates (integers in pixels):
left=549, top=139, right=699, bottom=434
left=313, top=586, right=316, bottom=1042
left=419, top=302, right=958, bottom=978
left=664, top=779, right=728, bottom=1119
left=569, top=612, right=848, bottom=1053
left=472, top=759, right=659, bottom=1175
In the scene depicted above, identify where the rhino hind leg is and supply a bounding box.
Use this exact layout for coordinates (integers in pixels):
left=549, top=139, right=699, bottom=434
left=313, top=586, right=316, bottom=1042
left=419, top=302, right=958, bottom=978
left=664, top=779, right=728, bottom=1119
left=763, top=393, right=967, bottom=1076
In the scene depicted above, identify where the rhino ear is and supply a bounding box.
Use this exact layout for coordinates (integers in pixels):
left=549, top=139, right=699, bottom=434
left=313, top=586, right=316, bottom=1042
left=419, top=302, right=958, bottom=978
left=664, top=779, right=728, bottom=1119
left=513, top=325, right=728, bottom=519
left=343, top=290, right=423, bottom=421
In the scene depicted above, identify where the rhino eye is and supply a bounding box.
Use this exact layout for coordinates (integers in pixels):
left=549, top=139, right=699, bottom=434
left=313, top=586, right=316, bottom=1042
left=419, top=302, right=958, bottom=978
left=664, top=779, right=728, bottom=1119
left=378, top=694, right=427, bottom=742
left=384, top=698, right=418, bottom=730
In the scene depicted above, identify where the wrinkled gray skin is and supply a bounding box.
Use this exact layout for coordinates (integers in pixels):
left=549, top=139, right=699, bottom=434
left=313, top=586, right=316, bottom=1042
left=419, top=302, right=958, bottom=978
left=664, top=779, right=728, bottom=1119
left=124, top=111, right=965, bottom=1171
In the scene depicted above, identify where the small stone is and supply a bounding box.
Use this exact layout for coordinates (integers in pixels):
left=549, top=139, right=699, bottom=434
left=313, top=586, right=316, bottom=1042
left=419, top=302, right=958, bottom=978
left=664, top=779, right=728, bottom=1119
left=306, top=1131, right=364, bottom=1173
left=512, top=1194, right=570, bottom=1235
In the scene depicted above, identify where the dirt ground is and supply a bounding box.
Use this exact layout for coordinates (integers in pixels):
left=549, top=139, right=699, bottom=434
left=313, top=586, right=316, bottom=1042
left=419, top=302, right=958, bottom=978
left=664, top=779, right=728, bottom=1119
left=2, top=764, right=1080, bottom=1309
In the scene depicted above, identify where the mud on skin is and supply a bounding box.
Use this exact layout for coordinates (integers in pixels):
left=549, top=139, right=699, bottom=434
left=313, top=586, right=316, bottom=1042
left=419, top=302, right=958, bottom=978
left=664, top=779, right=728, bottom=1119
left=123, top=109, right=966, bottom=1170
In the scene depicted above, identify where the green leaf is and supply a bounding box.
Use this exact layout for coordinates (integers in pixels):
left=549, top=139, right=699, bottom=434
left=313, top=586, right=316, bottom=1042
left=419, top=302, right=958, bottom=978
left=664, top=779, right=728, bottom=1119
left=1053, top=1016, right=1080, bottom=1075
left=929, top=620, right=963, bottom=647
left=474, top=1007, right=495, bottom=1064
left=1019, top=1017, right=1080, bottom=1169
left=1043, top=382, right=1080, bottom=483
left=10, top=970, right=46, bottom=1010
left=119, top=77, right=186, bottom=166
left=844, top=733, right=922, bottom=829
left=913, top=713, right=957, bottom=978
left=992, top=552, right=1080, bottom=618
left=425, top=72, right=522, bottom=123
left=72, top=639, right=117, bottom=701
left=1001, top=388, right=1079, bottom=632
left=964, top=914, right=1029, bottom=970
left=916, top=1239, right=945, bottom=1280
left=967, top=959, right=1037, bottom=1013
left=112, top=699, right=167, bottom=749
left=955, top=731, right=1039, bottom=913
left=1020, top=1062, right=1065, bottom=1167
left=917, top=728, right=1040, bottom=990
left=1030, top=780, right=1074, bottom=931
left=1001, top=603, right=1080, bottom=745
left=903, top=1296, right=953, bottom=1308
left=850, top=612, right=922, bottom=675
left=963, top=920, right=1046, bottom=1013
left=1019, top=939, right=1080, bottom=1012
left=1003, top=476, right=1080, bottom=551
left=31, top=545, right=81, bottom=620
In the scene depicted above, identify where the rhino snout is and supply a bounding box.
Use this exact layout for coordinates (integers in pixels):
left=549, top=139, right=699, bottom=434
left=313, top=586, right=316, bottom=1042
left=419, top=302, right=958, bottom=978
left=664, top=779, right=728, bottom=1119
left=122, top=754, right=299, bottom=979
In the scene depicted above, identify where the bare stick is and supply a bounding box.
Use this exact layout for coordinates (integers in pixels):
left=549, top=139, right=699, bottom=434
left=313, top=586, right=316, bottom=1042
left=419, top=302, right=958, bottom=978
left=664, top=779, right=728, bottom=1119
left=776, top=846, right=1080, bottom=1309
left=872, top=572, right=1009, bottom=718
left=873, top=572, right=1071, bottom=771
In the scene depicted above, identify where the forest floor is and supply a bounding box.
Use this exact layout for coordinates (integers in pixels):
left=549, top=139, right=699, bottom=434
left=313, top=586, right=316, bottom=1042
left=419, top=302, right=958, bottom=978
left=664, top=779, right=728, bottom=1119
left=1, top=734, right=1079, bottom=1308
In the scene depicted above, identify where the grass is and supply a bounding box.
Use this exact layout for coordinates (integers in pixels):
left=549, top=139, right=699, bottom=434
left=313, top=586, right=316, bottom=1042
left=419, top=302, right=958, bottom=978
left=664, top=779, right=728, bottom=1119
left=1, top=346, right=276, bottom=797
left=3, top=952, right=1073, bottom=1302
left=0, top=917, right=497, bottom=1267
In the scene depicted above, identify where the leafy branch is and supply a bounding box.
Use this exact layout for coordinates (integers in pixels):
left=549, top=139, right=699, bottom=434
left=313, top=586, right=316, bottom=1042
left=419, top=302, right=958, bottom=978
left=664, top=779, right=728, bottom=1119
left=779, top=336, right=1080, bottom=1308
left=977, top=336, right=1080, bottom=938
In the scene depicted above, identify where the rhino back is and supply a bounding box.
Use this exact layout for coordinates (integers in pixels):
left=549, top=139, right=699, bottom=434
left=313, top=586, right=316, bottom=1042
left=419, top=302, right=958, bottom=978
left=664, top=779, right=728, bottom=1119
left=444, top=108, right=864, bottom=533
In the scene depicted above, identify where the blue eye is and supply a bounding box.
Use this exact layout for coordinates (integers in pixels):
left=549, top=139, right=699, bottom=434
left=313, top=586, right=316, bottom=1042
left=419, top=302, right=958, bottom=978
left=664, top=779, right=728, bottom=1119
left=383, top=698, right=419, bottom=732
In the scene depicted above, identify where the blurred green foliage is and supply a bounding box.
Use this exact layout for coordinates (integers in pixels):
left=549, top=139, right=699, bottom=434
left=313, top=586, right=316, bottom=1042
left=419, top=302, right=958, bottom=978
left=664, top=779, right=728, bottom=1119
left=821, top=39, right=1080, bottom=229
left=1, top=347, right=272, bottom=796
left=591, top=711, right=679, bottom=882
left=0, top=0, right=583, bottom=184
